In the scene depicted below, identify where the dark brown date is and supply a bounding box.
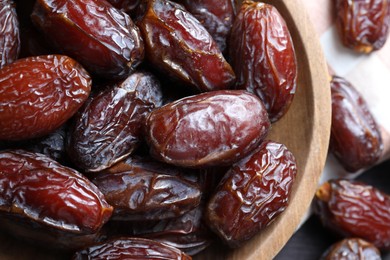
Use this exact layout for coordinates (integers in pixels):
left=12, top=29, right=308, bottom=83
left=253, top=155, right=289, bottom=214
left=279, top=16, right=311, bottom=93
left=92, top=170, right=201, bottom=221
left=230, top=1, right=297, bottom=122
left=32, top=0, right=144, bottom=79
left=0, top=55, right=91, bottom=141
left=335, top=0, right=390, bottom=53
left=73, top=237, right=192, bottom=260
left=320, top=238, right=381, bottom=260
left=145, top=90, right=270, bottom=168
left=67, top=71, right=162, bottom=172
left=107, top=0, right=140, bottom=12
left=137, top=0, right=236, bottom=92
left=206, top=140, right=297, bottom=248
left=177, top=0, right=236, bottom=52
left=0, top=150, right=113, bottom=248
left=0, top=0, right=20, bottom=68
left=330, top=76, right=383, bottom=172
left=314, top=179, right=390, bottom=250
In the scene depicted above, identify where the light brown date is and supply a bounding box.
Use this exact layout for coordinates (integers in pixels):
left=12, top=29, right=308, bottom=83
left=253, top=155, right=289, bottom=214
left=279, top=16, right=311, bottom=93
left=206, top=140, right=297, bottom=248
left=0, top=55, right=91, bottom=141
left=315, top=179, right=390, bottom=250
left=320, top=238, right=381, bottom=260
left=335, top=0, right=390, bottom=53
left=230, top=1, right=297, bottom=122
left=145, top=90, right=270, bottom=168
left=330, top=76, right=383, bottom=172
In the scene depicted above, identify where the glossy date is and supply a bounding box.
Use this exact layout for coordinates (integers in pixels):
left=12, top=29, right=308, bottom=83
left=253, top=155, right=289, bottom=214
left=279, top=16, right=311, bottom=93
left=330, top=76, right=383, bottom=172
left=67, top=71, right=163, bottom=172
left=177, top=0, right=236, bottom=52
left=230, top=1, right=297, bottom=122
left=320, top=238, right=381, bottom=260
left=73, top=237, right=192, bottom=260
left=137, top=0, right=235, bottom=92
left=0, top=0, right=20, bottom=68
left=92, top=170, right=202, bottom=221
left=0, top=55, right=91, bottom=141
left=32, top=0, right=144, bottom=79
left=0, top=150, right=113, bottom=248
left=206, top=140, right=297, bottom=248
left=335, top=0, right=390, bottom=53
left=145, top=90, right=270, bottom=168
left=314, top=179, right=390, bottom=250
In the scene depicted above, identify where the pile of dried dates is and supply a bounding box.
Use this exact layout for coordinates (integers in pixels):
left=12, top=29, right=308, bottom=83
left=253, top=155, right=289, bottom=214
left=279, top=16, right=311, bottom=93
left=0, top=0, right=299, bottom=258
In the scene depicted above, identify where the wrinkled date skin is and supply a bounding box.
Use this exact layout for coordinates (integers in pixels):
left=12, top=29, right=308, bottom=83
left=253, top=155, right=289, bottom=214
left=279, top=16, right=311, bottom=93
left=314, top=179, right=390, bottom=250
left=137, top=0, right=236, bottom=92
left=0, top=55, right=91, bottom=141
left=107, top=0, right=141, bottom=12
left=0, top=150, right=113, bottom=248
left=336, top=0, right=390, bottom=53
left=92, top=170, right=202, bottom=221
left=145, top=90, right=270, bottom=168
left=177, top=0, right=236, bottom=52
left=330, top=76, right=383, bottom=172
left=67, top=72, right=163, bottom=172
left=73, top=237, right=192, bottom=260
left=206, top=140, right=297, bottom=248
left=0, top=0, right=20, bottom=68
left=320, top=238, right=381, bottom=260
left=230, top=1, right=297, bottom=122
left=31, top=0, right=144, bottom=79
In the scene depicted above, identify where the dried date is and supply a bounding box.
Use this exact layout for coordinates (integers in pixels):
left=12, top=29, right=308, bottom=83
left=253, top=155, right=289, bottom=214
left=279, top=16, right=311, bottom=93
left=0, top=150, right=113, bottom=249
left=335, top=0, right=390, bottom=53
left=320, top=238, right=381, bottom=260
left=67, top=71, right=162, bottom=172
left=206, top=140, right=297, bottom=248
left=32, top=0, right=144, bottom=79
left=230, top=1, right=297, bottom=122
left=177, top=0, right=236, bottom=52
left=73, top=237, right=192, bottom=260
left=92, top=170, right=201, bottom=221
left=330, top=76, right=383, bottom=172
left=314, top=179, right=390, bottom=250
left=145, top=90, right=270, bottom=168
left=0, top=55, right=91, bottom=141
left=137, top=0, right=235, bottom=92
left=0, top=0, right=20, bottom=68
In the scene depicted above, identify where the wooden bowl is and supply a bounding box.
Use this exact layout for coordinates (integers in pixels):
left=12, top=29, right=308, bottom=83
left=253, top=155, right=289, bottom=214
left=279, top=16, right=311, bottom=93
left=0, top=0, right=330, bottom=259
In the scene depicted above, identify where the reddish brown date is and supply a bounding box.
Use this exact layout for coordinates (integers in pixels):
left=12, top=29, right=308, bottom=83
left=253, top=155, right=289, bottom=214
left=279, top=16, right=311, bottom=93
left=0, top=150, right=113, bottom=248
left=206, top=140, right=297, bottom=248
left=320, top=238, right=381, bottom=260
left=67, top=71, right=162, bottom=172
left=0, top=0, right=20, bottom=68
left=314, top=179, right=390, bottom=250
left=73, top=237, right=192, bottom=260
left=230, top=1, right=297, bottom=122
left=92, top=170, right=201, bottom=221
left=32, top=0, right=144, bottom=79
left=330, top=76, right=383, bottom=172
left=335, top=0, right=390, bottom=53
left=177, top=0, right=236, bottom=52
left=0, top=55, right=91, bottom=141
left=137, top=0, right=235, bottom=92
left=145, top=90, right=270, bottom=168
left=107, top=0, right=140, bottom=12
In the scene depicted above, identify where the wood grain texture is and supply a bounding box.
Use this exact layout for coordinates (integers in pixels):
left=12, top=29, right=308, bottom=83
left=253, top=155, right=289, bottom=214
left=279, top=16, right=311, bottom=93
left=0, top=0, right=330, bottom=259
left=195, top=0, right=331, bottom=259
